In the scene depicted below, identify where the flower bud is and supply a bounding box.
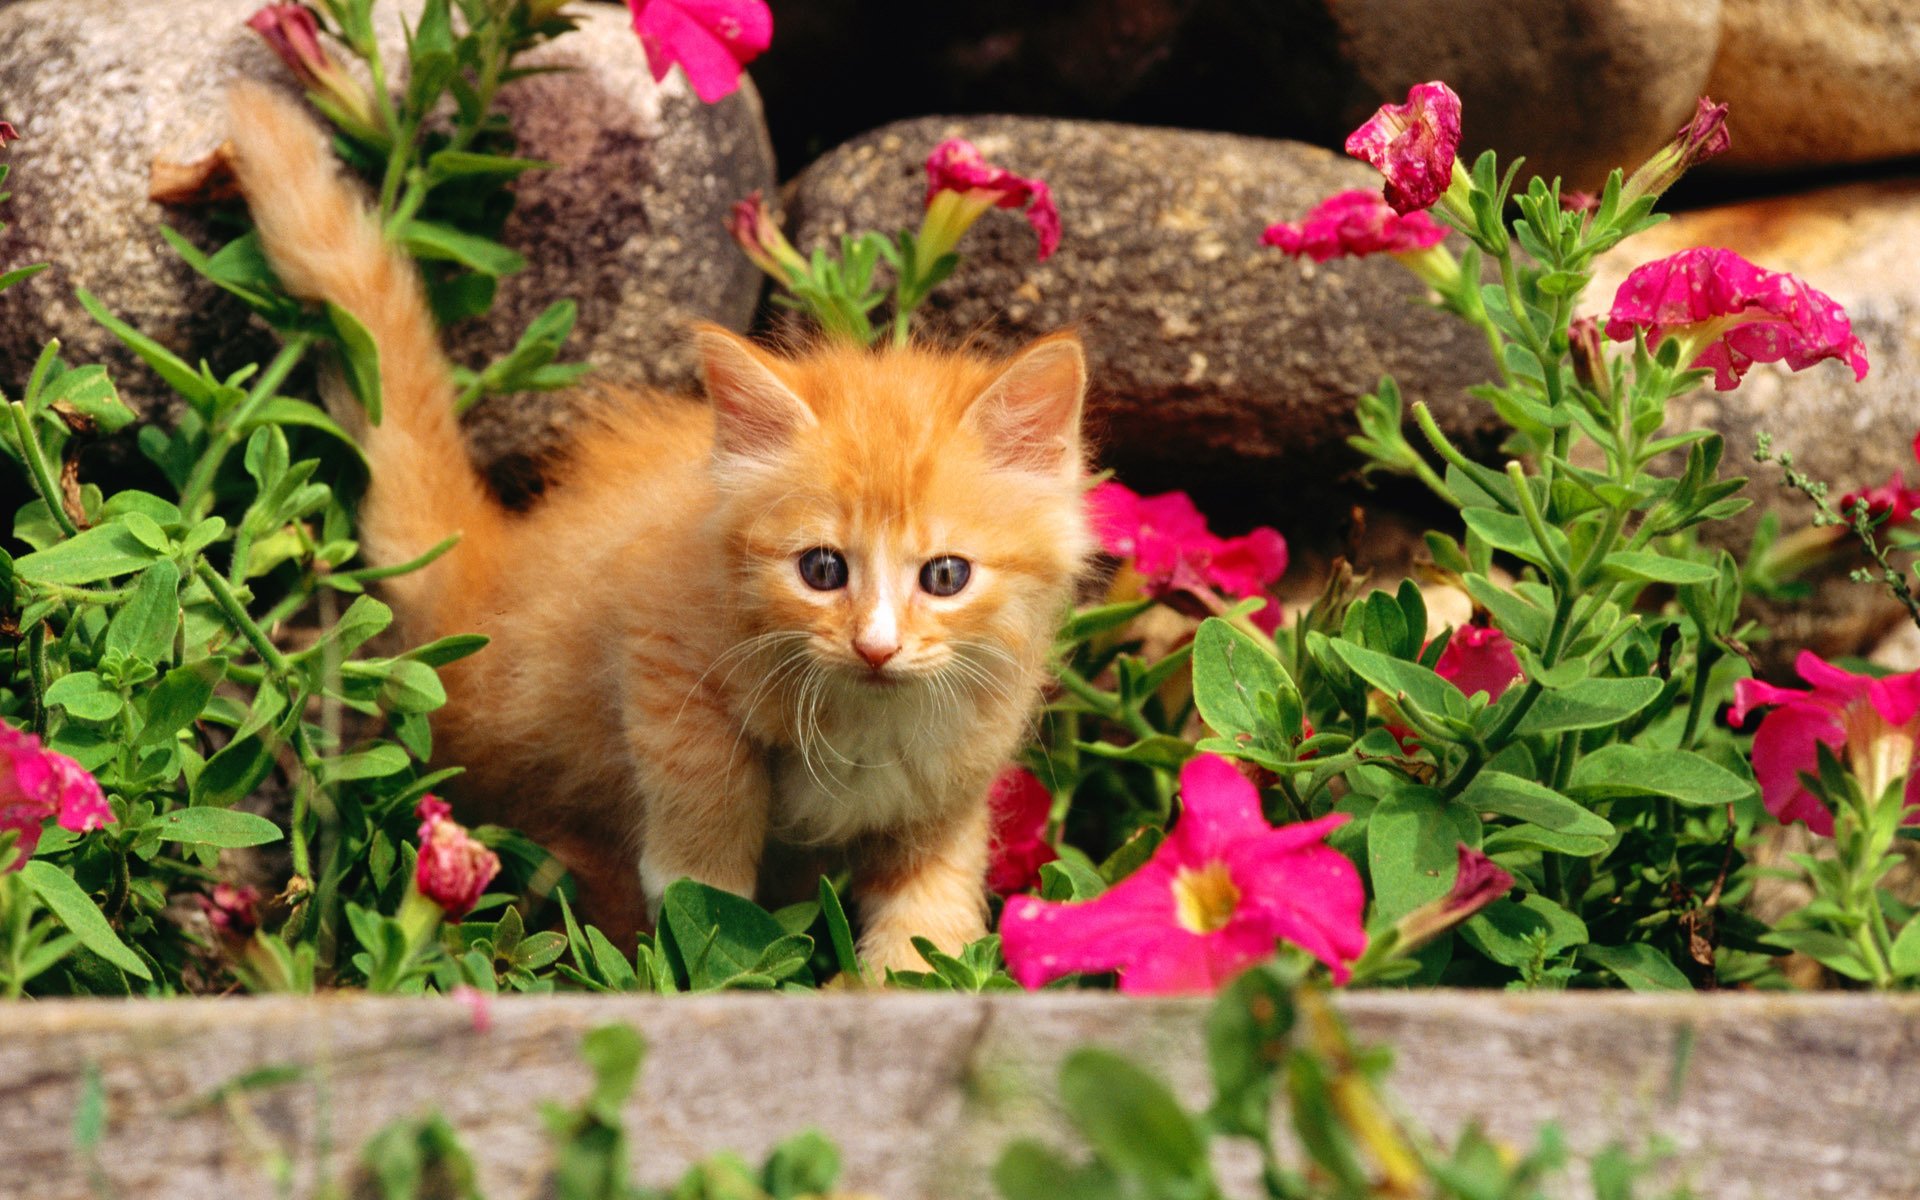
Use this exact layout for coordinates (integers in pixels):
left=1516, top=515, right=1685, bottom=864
left=246, top=5, right=385, bottom=143
left=1391, top=844, right=1513, bottom=952
left=413, top=796, right=500, bottom=919
left=1621, top=96, right=1730, bottom=205
left=1568, top=315, right=1611, bottom=405
left=727, top=190, right=808, bottom=284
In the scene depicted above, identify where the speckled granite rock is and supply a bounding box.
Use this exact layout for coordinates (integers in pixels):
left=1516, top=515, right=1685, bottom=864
left=1587, top=178, right=1920, bottom=660
left=784, top=116, right=1500, bottom=516
left=0, top=0, right=773, bottom=466
left=1707, top=0, right=1920, bottom=171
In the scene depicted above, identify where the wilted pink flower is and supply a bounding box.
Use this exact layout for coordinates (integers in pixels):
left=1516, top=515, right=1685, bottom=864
left=0, top=121, right=18, bottom=149
left=922, top=139, right=1061, bottom=261
left=1730, top=651, right=1920, bottom=836
left=629, top=0, right=773, bottom=105
left=414, top=796, right=500, bottom=919
left=197, top=883, right=264, bottom=937
left=1088, top=481, right=1287, bottom=629
left=727, top=189, right=808, bottom=283
left=1561, top=190, right=1600, bottom=215
left=1261, top=190, right=1446, bottom=262
left=1604, top=247, right=1869, bottom=391
left=1434, top=624, right=1522, bottom=702
left=1840, top=472, right=1920, bottom=526
left=1000, top=753, right=1366, bottom=994
left=1623, top=96, right=1731, bottom=204
left=247, top=4, right=383, bottom=139
left=1344, top=81, right=1463, bottom=215
left=986, top=766, right=1058, bottom=896
left=1392, top=844, right=1513, bottom=951
left=0, top=726, right=113, bottom=870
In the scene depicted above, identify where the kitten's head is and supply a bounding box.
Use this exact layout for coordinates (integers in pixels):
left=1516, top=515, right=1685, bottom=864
left=696, top=327, right=1093, bottom=700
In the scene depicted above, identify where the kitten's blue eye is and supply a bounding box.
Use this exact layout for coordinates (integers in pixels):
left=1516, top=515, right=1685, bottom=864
left=798, top=547, right=848, bottom=591
left=919, top=556, right=971, bottom=597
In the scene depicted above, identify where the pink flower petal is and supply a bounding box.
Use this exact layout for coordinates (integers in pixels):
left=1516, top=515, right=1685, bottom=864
left=986, top=766, right=1058, bottom=896
left=1165, top=754, right=1273, bottom=863
left=1747, top=702, right=1841, bottom=835
left=1344, top=81, right=1463, bottom=215
left=999, top=861, right=1179, bottom=989
left=1261, top=190, right=1447, bottom=262
left=1434, top=624, right=1522, bottom=702
left=1603, top=247, right=1868, bottom=391
left=629, top=0, right=771, bottom=104
left=1206, top=527, right=1289, bottom=597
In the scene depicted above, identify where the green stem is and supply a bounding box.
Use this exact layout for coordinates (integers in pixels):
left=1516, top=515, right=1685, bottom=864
left=195, top=561, right=290, bottom=676
left=178, top=336, right=312, bottom=521
left=1411, top=402, right=1517, bottom=514
left=27, top=624, right=50, bottom=737
left=9, top=401, right=79, bottom=538
left=1507, top=461, right=1569, bottom=586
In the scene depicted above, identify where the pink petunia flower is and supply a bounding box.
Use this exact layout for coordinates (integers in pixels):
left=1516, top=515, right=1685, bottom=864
left=0, top=726, right=113, bottom=870
left=628, top=0, right=773, bottom=105
left=1344, top=81, right=1463, bottom=215
left=999, top=753, right=1366, bottom=994
left=1839, top=472, right=1920, bottom=526
left=1603, top=247, right=1869, bottom=391
left=1261, top=190, right=1447, bottom=262
left=1434, top=624, right=1522, bottom=703
left=197, top=883, right=264, bottom=938
left=985, top=766, right=1058, bottom=896
left=1729, top=651, right=1920, bottom=836
left=921, top=139, right=1061, bottom=262
left=414, top=796, right=500, bottom=919
left=1088, top=482, right=1288, bottom=629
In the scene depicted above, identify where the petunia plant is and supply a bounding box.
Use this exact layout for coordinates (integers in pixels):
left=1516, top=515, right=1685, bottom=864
left=730, top=138, right=1060, bottom=346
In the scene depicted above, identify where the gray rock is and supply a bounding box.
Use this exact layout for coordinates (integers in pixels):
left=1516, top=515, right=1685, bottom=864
left=0, top=0, right=773, bottom=467
left=1329, top=0, right=1724, bottom=193
left=1707, top=0, right=1920, bottom=171
left=1587, top=178, right=1920, bottom=659
left=783, top=115, right=1500, bottom=519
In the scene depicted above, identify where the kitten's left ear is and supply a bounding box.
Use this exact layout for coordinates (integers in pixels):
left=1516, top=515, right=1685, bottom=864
left=966, top=333, right=1086, bottom=479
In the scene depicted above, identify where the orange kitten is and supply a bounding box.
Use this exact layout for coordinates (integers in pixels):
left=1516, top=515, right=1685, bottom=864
left=225, top=84, right=1092, bottom=973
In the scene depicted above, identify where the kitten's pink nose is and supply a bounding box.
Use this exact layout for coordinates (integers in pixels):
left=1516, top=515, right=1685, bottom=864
left=854, top=638, right=898, bottom=670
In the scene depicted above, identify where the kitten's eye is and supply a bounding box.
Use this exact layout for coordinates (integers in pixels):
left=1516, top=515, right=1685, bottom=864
left=919, top=555, right=972, bottom=597
left=797, top=547, right=848, bottom=591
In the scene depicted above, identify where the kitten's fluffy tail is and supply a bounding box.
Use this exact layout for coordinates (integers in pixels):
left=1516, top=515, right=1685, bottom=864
left=225, top=82, right=499, bottom=617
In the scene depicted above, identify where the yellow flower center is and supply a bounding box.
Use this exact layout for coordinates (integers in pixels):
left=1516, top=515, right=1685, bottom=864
left=1843, top=704, right=1917, bottom=806
left=1173, top=862, right=1241, bottom=934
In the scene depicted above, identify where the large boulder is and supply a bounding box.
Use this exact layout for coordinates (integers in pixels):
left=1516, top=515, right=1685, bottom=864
left=755, top=0, right=1722, bottom=193
left=783, top=115, right=1500, bottom=523
left=1706, top=0, right=1920, bottom=171
left=1587, top=178, right=1920, bottom=658
left=0, top=0, right=774, bottom=467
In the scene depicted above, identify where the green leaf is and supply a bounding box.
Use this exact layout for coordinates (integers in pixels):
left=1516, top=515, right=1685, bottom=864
left=325, top=302, right=383, bottom=425
left=1580, top=943, right=1692, bottom=991
left=43, top=672, right=121, bottom=722
left=425, top=149, right=553, bottom=184
left=1512, top=677, right=1662, bottom=736
left=104, top=562, right=181, bottom=666
left=13, top=520, right=164, bottom=584
left=1367, top=786, right=1480, bottom=921
left=994, top=1141, right=1120, bottom=1200
left=152, top=807, right=284, bottom=849
left=1058, top=598, right=1154, bottom=642
left=398, top=220, right=527, bottom=277
left=1458, top=772, right=1614, bottom=853
left=1039, top=854, right=1107, bottom=902
left=1075, top=735, right=1192, bottom=772
left=315, top=744, right=411, bottom=783
left=817, top=876, right=862, bottom=982
left=1887, top=917, right=1920, bottom=978
left=1568, top=744, right=1754, bottom=807
left=1599, top=551, right=1717, bottom=585
left=76, top=288, right=214, bottom=410
left=20, top=862, right=152, bottom=981
left=401, top=634, right=489, bottom=669
left=1192, top=617, right=1296, bottom=747
left=42, top=365, right=135, bottom=433
left=1057, top=1048, right=1212, bottom=1193
left=378, top=659, right=447, bottom=714
left=1460, top=894, right=1588, bottom=967
left=661, top=879, right=811, bottom=990
left=1326, top=637, right=1469, bottom=724
left=138, top=660, right=222, bottom=746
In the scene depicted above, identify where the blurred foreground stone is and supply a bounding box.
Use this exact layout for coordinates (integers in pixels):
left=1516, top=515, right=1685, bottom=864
left=3, top=992, right=1916, bottom=1199
left=785, top=115, right=1499, bottom=517
left=0, top=0, right=773, bottom=464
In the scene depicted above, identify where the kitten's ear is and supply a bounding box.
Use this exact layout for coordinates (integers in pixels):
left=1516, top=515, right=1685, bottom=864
left=696, top=325, right=815, bottom=463
left=966, top=333, right=1086, bottom=479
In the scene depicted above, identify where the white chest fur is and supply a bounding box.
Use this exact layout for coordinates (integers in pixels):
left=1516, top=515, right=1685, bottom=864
left=768, top=683, right=962, bottom=844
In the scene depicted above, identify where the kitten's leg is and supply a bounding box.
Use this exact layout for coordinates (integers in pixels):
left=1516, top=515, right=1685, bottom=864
left=629, top=695, right=771, bottom=913
left=854, top=802, right=990, bottom=977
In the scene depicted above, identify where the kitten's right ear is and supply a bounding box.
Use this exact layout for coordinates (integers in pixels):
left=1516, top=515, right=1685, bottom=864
left=696, top=325, right=815, bottom=463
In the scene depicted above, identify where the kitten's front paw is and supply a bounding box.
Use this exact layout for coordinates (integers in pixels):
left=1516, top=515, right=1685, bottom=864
left=857, top=915, right=986, bottom=982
